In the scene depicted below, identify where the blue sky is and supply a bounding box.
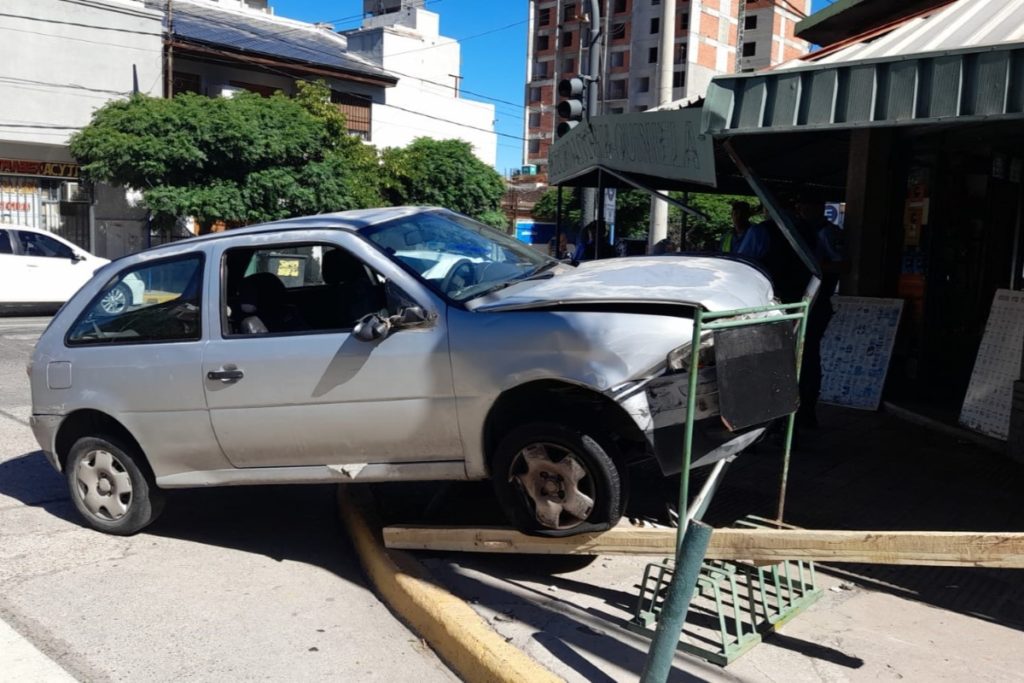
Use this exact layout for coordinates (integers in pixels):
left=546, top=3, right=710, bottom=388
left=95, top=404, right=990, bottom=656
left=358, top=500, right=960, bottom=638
left=271, top=0, right=834, bottom=174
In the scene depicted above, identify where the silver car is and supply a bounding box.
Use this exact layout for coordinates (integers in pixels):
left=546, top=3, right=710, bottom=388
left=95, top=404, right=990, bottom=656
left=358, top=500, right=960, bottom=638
left=30, top=207, right=784, bottom=536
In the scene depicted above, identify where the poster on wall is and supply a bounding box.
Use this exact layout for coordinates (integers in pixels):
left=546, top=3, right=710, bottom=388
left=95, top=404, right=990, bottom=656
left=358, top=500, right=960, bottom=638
left=959, top=289, right=1024, bottom=440
left=820, top=297, right=904, bottom=411
left=0, top=177, right=41, bottom=227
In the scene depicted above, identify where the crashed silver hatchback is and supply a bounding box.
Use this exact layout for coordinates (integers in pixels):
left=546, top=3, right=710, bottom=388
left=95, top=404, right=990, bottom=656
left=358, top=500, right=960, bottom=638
left=30, top=207, right=786, bottom=536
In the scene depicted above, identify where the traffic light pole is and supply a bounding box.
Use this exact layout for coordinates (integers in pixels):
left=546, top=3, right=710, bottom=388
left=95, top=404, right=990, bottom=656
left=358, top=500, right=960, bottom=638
left=580, top=0, right=604, bottom=230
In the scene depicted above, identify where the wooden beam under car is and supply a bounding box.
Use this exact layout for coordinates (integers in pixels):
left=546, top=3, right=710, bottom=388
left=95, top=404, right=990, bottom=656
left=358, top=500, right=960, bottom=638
left=382, top=525, right=1024, bottom=568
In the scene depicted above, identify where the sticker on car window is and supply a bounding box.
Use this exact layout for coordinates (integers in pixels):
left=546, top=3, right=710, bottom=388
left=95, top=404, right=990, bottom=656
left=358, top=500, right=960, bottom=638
left=276, top=259, right=300, bottom=278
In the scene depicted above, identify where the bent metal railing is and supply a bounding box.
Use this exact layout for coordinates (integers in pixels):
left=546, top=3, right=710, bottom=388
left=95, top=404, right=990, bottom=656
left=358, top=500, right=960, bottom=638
left=640, top=299, right=810, bottom=682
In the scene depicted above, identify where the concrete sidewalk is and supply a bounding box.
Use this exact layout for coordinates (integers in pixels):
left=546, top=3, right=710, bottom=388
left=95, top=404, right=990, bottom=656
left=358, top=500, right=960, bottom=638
left=375, top=405, right=1024, bottom=681
left=0, top=616, right=75, bottom=683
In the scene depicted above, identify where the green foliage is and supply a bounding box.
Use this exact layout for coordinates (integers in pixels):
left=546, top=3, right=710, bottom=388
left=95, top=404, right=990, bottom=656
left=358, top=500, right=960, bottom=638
left=69, top=83, right=382, bottom=230
left=380, top=138, right=505, bottom=223
left=670, top=192, right=757, bottom=251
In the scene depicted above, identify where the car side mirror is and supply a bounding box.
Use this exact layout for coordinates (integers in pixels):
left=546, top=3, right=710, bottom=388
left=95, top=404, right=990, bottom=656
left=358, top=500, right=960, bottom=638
left=71, top=252, right=86, bottom=263
left=397, top=305, right=427, bottom=326
left=354, top=314, right=391, bottom=342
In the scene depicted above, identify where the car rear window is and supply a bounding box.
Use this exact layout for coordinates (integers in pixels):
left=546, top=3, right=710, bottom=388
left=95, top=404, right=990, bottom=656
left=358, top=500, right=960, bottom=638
left=0, top=231, right=11, bottom=254
left=67, top=254, right=204, bottom=345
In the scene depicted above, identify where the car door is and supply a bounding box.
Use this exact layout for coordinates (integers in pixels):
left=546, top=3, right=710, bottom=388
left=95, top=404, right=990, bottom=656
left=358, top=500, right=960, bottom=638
left=201, top=229, right=462, bottom=468
left=0, top=229, right=28, bottom=303
left=13, top=229, right=84, bottom=303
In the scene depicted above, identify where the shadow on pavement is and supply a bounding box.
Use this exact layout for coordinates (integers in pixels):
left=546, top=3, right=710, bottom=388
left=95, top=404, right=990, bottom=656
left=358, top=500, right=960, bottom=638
left=0, top=450, right=367, bottom=584
left=0, top=451, right=79, bottom=523
left=705, top=405, right=1024, bottom=631
left=761, top=631, right=864, bottom=668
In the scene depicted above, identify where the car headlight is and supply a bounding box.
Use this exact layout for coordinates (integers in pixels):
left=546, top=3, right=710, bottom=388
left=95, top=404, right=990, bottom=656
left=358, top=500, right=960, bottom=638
left=666, top=337, right=715, bottom=373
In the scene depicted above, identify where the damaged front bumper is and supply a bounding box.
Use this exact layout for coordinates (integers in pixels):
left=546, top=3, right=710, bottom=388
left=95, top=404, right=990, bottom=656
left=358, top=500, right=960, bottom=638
left=615, top=368, right=764, bottom=476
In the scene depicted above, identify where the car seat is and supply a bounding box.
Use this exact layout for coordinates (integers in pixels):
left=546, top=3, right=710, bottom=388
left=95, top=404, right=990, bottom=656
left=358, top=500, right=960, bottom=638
left=237, top=272, right=308, bottom=334
left=321, top=249, right=386, bottom=327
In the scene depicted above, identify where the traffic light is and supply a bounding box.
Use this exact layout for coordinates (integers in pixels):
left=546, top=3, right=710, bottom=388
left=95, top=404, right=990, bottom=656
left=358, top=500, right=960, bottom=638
left=557, top=77, right=586, bottom=138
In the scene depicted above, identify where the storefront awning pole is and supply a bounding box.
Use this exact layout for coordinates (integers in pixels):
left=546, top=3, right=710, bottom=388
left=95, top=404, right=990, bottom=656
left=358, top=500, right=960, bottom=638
left=597, top=166, right=708, bottom=222
left=723, top=139, right=820, bottom=279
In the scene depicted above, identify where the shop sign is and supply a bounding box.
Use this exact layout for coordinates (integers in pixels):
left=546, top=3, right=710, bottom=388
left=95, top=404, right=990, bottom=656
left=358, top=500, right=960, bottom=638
left=0, top=158, right=79, bottom=180
left=548, top=109, right=716, bottom=187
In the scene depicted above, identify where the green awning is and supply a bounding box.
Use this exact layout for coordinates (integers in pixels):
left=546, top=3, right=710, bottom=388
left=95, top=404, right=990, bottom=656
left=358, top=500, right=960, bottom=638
left=704, top=44, right=1024, bottom=136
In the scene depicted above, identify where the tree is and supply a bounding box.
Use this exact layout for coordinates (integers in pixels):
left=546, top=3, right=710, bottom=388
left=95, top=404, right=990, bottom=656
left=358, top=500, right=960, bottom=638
left=69, top=81, right=382, bottom=232
left=670, top=192, right=756, bottom=251
left=380, top=138, right=505, bottom=225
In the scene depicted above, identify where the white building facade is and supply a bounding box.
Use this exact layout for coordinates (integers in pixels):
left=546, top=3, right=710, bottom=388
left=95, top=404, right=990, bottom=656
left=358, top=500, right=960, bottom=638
left=0, top=0, right=163, bottom=256
left=344, top=1, right=497, bottom=166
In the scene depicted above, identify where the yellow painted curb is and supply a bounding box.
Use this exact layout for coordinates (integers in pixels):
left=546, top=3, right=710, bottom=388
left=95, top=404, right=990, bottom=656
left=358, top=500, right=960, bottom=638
left=337, top=487, right=563, bottom=683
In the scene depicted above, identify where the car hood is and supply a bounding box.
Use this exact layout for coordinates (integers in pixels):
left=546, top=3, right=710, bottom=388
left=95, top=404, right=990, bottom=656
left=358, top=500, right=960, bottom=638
left=469, top=256, right=774, bottom=313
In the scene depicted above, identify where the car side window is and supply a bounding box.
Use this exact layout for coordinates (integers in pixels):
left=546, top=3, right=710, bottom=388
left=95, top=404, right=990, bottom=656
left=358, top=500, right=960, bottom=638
left=0, top=231, right=11, bottom=254
left=16, top=231, right=73, bottom=259
left=67, top=254, right=204, bottom=345
left=222, top=242, right=388, bottom=336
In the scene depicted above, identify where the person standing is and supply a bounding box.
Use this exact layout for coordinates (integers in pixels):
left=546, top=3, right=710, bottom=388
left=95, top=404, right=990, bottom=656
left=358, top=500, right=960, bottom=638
left=794, top=199, right=846, bottom=428
left=722, top=201, right=771, bottom=266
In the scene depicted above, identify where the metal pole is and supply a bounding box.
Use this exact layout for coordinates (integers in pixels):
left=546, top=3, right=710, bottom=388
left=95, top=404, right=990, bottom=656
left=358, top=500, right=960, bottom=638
left=556, top=185, right=564, bottom=258
left=165, top=0, right=174, bottom=99
left=777, top=302, right=810, bottom=522
left=677, top=307, right=704, bottom=547
left=639, top=521, right=713, bottom=683
left=580, top=0, right=604, bottom=227
left=595, top=169, right=605, bottom=260
left=647, top=0, right=677, bottom=250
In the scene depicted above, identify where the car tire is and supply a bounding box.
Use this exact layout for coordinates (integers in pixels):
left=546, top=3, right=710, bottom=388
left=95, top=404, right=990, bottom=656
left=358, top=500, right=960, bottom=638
left=98, top=283, right=132, bottom=315
left=492, top=422, right=623, bottom=537
left=65, top=435, right=164, bottom=535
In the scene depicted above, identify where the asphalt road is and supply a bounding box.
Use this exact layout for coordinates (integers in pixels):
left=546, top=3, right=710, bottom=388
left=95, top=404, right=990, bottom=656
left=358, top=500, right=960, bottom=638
left=0, top=316, right=455, bottom=682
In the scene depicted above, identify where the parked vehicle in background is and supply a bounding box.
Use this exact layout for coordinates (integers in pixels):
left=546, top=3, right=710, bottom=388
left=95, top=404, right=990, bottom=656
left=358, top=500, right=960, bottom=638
left=0, top=225, right=143, bottom=315
left=29, top=207, right=793, bottom=537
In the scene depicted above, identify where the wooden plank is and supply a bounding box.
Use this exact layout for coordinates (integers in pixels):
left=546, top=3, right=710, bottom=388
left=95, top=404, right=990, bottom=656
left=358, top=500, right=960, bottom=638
left=382, top=525, right=1024, bottom=568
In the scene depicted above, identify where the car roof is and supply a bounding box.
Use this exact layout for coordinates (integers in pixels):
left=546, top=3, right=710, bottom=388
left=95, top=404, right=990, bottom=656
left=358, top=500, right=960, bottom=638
left=141, top=206, right=445, bottom=257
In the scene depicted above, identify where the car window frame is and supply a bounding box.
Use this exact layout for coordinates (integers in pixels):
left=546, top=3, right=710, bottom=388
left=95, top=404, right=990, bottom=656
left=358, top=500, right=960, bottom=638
left=219, top=239, right=386, bottom=341
left=16, top=229, right=75, bottom=260
left=64, top=252, right=206, bottom=348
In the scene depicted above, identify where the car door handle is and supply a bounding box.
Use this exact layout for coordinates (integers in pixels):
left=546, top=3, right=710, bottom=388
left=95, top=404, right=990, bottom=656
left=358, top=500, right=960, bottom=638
left=207, top=368, right=244, bottom=382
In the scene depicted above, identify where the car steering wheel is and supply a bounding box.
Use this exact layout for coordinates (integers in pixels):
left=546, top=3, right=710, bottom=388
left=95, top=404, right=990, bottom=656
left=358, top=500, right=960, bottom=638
left=440, top=259, right=475, bottom=296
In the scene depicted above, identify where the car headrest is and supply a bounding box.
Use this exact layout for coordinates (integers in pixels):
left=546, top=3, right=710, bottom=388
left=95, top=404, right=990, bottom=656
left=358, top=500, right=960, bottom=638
left=238, top=272, right=286, bottom=314
left=322, top=249, right=365, bottom=285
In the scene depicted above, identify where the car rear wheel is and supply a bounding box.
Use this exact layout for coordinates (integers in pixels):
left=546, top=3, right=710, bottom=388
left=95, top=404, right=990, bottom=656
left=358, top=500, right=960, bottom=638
left=66, top=436, right=164, bottom=535
left=98, top=283, right=131, bottom=315
left=492, top=422, right=623, bottom=537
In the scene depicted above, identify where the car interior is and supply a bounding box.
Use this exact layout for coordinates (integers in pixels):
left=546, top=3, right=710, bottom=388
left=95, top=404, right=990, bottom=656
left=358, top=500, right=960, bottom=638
left=223, top=244, right=390, bottom=336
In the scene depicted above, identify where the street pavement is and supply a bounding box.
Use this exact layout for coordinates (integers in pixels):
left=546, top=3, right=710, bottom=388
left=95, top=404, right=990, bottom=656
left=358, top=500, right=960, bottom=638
left=0, top=317, right=456, bottom=682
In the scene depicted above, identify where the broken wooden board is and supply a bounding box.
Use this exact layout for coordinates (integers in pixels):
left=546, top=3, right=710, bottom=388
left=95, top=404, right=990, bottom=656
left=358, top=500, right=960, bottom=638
left=382, top=525, right=1024, bottom=568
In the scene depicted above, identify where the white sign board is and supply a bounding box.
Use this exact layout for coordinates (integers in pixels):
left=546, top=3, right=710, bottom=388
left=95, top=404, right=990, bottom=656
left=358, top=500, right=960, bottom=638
left=820, top=296, right=904, bottom=411
left=960, top=289, right=1024, bottom=440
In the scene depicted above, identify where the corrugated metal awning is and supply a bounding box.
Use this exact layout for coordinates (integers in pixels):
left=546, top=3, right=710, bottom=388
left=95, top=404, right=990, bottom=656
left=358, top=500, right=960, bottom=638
left=704, top=0, right=1024, bottom=135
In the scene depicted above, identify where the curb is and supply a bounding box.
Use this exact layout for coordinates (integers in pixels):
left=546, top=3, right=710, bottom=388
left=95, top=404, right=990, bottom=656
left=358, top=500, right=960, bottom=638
left=337, top=486, right=563, bottom=683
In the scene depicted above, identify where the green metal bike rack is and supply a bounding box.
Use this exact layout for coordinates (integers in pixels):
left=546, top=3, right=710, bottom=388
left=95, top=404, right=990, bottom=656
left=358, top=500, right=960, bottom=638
left=634, top=299, right=815, bottom=680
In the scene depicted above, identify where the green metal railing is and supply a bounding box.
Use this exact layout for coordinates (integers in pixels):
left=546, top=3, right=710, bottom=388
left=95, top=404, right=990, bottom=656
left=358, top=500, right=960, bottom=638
left=639, top=299, right=810, bottom=682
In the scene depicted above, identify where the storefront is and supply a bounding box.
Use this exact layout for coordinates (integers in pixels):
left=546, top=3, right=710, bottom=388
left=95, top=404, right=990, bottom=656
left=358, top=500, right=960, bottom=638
left=0, top=156, right=91, bottom=250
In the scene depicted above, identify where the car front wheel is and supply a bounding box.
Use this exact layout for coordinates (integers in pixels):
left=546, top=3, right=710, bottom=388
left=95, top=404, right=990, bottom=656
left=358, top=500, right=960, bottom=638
left=492, top=422, right=623, bottom=537
left=66, top=436, right=164, bottom=535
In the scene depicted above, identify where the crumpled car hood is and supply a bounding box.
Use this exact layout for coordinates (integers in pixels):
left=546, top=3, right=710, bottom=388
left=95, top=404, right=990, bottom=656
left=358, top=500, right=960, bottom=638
left=470, top=256, right=774, bottom=312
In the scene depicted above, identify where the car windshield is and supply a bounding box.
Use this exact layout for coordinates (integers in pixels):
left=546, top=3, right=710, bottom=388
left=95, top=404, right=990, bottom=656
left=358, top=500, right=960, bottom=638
left=362, top=211, right=556, bottom=302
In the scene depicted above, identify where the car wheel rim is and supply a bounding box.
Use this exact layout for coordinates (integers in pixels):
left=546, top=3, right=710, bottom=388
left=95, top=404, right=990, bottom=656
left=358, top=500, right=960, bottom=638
left=99, top=287, right=127, bottom=314
left=74, top=449, right=133, bottom=521
left=509, top=443, right=595, bottom=530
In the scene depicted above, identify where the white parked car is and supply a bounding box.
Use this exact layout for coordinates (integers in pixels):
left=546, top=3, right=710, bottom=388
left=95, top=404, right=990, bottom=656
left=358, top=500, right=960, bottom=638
left=0, top=225, right=143, bottom=315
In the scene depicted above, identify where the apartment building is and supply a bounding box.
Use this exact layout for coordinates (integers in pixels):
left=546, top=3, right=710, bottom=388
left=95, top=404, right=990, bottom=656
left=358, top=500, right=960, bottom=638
left=523, top=0, right=810, bottom=175
left=737, top=0, right=812, bottom=72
